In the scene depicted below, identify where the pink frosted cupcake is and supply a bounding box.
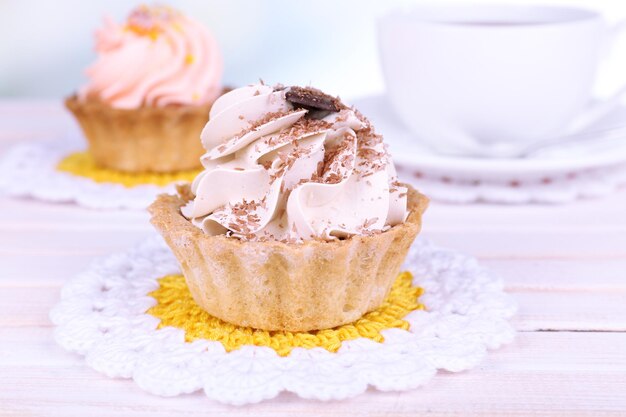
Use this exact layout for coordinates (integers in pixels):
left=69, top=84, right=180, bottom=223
left=66, top=4, right=225, bottom=173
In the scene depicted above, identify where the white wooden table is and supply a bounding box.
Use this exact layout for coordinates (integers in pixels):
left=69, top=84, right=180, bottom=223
left=1, top=101, right=626, bottom=416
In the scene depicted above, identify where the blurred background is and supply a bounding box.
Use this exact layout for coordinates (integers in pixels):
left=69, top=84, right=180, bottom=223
left=2, top=0, right=626, bottom=101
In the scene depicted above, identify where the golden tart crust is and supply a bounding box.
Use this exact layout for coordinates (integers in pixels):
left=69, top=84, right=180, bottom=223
left=149, top=183, right=428, bottom=332
left=65, top=95, right=212, bottom=173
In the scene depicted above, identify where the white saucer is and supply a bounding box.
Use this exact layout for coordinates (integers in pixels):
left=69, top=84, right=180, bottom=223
left=352, top=95, right=626, bottom=182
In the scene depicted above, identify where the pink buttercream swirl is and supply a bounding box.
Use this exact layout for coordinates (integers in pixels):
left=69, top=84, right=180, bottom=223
left=79, top=5, right=223, bottom=109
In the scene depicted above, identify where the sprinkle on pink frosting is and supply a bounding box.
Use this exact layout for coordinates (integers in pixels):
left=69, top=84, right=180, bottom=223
left=79, top=5, right=223, bottom=109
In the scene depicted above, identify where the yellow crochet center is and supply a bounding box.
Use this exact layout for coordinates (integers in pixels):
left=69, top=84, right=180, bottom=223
left=56, top=152, right=200, bottom=187
left=147, top=272, right=424, bottom=356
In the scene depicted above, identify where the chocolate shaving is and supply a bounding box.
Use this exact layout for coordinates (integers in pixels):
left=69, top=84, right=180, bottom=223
left=285, top=86, right=342, bottom=113
left=363, top=217, right=379, bottom=229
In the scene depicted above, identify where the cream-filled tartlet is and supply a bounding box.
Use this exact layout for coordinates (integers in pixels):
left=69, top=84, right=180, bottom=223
left=149, top=84, right=428, bottom=331
left=66, top=4, right=224, bottom=173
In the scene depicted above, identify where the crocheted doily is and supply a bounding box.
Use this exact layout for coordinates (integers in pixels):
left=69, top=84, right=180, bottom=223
left=397, top=164, right=626, bottom=204
left=50, top=235, right=516, bottom=405
left=148, top=271, right=423, bottom=357
left=57, top=152, right=198, bottom=187
left=0, top=141, right=197, bottom=210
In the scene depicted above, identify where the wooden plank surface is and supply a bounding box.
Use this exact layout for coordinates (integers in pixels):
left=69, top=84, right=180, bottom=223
left=0, top=332, right=625, bottom=417
left=1, top=333, right=625, bottom=417
left=1, top=101, right=625, bottom=416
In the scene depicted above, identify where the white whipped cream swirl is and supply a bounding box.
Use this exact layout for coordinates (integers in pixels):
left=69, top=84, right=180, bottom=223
left=181, top=84, right=408, bottom=242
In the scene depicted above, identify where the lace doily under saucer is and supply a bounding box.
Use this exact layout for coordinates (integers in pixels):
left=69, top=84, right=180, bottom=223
left=398, top=164, right=626, bottom=204
left=50, top=235, right=516, bottom=405
left=0, top=141, right=198, bottom=210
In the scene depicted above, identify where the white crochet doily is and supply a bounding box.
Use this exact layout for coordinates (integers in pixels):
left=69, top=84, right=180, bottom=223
left=398, top=164, right=626, bottom=204
left=50, top=235, right=516, bottom=405
left=0, top=141, right=181, bottom=210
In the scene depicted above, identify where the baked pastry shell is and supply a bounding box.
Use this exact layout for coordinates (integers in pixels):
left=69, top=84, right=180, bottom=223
left=65, top=95, right=212, bottom=173
left=148, top=183, right=429, bottom=331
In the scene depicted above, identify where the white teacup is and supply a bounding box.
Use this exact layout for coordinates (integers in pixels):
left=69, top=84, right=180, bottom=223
left=378, top=4, right=626, bottom=156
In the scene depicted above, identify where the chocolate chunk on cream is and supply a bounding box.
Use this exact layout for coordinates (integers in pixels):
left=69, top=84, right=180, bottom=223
left=285, top=86, right=343, bottom=113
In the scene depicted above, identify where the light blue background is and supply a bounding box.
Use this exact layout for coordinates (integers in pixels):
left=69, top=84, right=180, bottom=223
left=1, top=0, right=624, bottom=100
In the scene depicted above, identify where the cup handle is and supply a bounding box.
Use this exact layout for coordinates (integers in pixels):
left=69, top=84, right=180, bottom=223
left=566, top=19, right=626, bottom=134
